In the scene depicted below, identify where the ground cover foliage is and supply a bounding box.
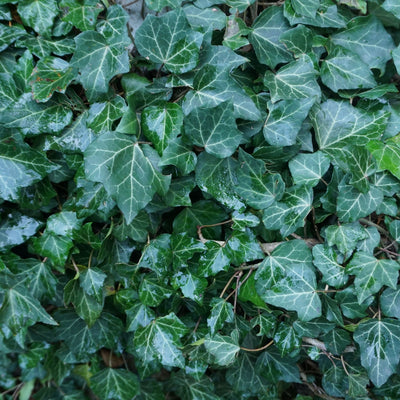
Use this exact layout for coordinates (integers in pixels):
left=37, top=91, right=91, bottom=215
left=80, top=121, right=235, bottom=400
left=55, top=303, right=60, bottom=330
left=2, top=0, right=400, bottom=398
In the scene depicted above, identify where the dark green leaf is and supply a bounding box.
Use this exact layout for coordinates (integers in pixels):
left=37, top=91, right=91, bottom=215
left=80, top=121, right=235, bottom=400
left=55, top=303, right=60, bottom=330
left=262, top=185, right=313, bottom=237
left=207, top=298, right=234, bottom=335
left=17, top=0, right=58, bottom=37
left=0, top=213, right=41, bottom=252
left=133, top=313, right=188, bottom=369
left=60, top=0, right=104, bottom=31
left=346, top=252, right=400, bottom=303
left=85, top=132, right=170, bottom=223
left=320, top=47, right=376, bottom=92
left=184, top=102, right=242, bottom=159
left=204, top=333, right=240, bottom=366
left=248, top=7, right=292, bottom=69
left=264, top=55, right=320, bottom=103
left=70, top=31, right=129, bottom=99
left=135, top=9, right=202, bottom=74
left=263, top=98, right=315, bottom=147
left=90, top=368, right=140, bottom=400
left=331, top=15, right=395, bottom=74
left=354, top=318, right=400, bottom=387
left=31, top=57, right=76, bottom=102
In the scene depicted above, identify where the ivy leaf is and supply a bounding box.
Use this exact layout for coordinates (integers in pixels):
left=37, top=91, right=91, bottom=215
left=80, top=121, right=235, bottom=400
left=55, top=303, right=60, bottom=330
left=184, top=102, right=242, bottom=159
left=0, top=24, right=26, bottom=52
left=0, top=213, right=41, bottom=251
left=159, top=137, right=197, bottom=175
left=171, top=233, right=205, bottom=269
left=70, top=31, right=129, bottom=100
left=382, top=0, right=400, bottom=18
left=331, top=16, right=395, bottom=74
left=235, top=149, right=285, bottom=209
left=60, top=0, right=104, bottom=31
left=225, top=229, right=264, bottom=265
left=264, top=55, right=320, bottom=103
left=196, top=153, right=245, bottom=211
left=135, top=9, right=202, bottom=74
left=145, top=0, right=182, bottom=12
left=291, top=0, right=319, bottom=18
left=256, top=262, right=321, bottom=321
left=312, top=244, right=348, bottom=288
left=17, top=0, right=58, bottom=37
left=56, top=311, right=123, bottom=358
left=0, top=93, right=73, bottom=135
left=79, top=268, right=106, bottom=303
left=19, top=36, right=75, bottom=58
left=204, top=333, right=240, bottom=366
left=90, top=368, right=140, bottom=400
left=354, top=318, right=400, bottom=387
left=0, top=138, right=58, bottom=201
left=142, top=103, right=184, bottom=155
left=262, top=185, right=313, bottom=237
left=31, top=57, right=76, bottom=102
left=46, top=211, right=82, bottom=238
left=346, top=252, right=400, bottom=303
left=381, top=287, right=400, bottom=319
left=0, top=286, right=57, bottom=334
left=312, top=100, right=389, bottom=150
left=284, top=1, right=347, bottom=28
left=96, top=5, right=131, bottom=48
left=256, top=347, right=301, bottom=383
left=138, top=234, right=172, bottom=277
left=263, top=98, right=315, bottom=147
left=183, top=5, right=226, bottom=30
left=182, top=65, right=261, bottom=121
left=226, top=352, right=271, bottom=395
left=336, top=184, right=383, bottom=222
left=255, top=240, right=313, bottom=288
left=64, top=278, right=103, bottom=327
left=87, top=96, right=127, bottom=133
left=279, top=24, right=314, bottom=56
left=133, top=313, right=188, bottom=369
left=320, top=47, right=376, bottom=92
left=248, top=7, right=292, bottom=69
left=207, top=298, right=234, bottom=335
left=288, top=151, right=330, bottom=187
left=172, top=271, right=208, bottom=303
left=32, top=232, right=73, bottom=267
left=139, top=276, right=173, bottom=307
left=168, top=372, right=220, bottom=400
left=198, top=242, right=231, bottom=277
left=367, top=140, right=400, bottom=180
left=85, top=132, right=170, bottom=224
left=126, top=303, right=155, bottom=332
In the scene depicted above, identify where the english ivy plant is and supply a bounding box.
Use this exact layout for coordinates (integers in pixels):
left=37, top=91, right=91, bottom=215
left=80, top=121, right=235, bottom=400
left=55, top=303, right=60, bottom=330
left=2, top=0, right=400, bottom=399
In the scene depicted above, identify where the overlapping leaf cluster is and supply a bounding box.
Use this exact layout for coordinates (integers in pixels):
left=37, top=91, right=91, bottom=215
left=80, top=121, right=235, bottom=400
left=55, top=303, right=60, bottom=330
left=2, top=0, right=400, bottom=398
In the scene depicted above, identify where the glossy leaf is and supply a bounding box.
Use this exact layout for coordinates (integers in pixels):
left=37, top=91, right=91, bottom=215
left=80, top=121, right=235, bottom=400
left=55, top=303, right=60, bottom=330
left=204, top=333, right=240, bottom=366
left=248, top=7, right=292, bottom=69
left=263, top=55, right=320, bottom=103
left=133, top=313, right=188, bottom=369
left=142, top=103, right=184, bottom=155
left=262, top=185, right=313, bottom=237
left=346, top=252, right=400, bottom=303
left=90, top=368, right=140, bottom=400
left=85, top=132, right=170, bottom=223
left=263, top=98, right=315, bottom=147
left=184, top=102, right=242, bottom=159
left=135, top=9, right=202, bottom=74
left=331, top=16, right=395, bottom=74
left=354, top=318, right=400, bottom=387
left=60, top=0, right=104, bottom=31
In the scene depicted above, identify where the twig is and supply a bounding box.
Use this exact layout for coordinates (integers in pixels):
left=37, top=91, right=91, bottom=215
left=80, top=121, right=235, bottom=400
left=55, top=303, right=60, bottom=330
left=219, top=272, right=240, bottom=299
left=359, top=217, right=389, bottom=236
left=240, top=339, right=274, bottom=352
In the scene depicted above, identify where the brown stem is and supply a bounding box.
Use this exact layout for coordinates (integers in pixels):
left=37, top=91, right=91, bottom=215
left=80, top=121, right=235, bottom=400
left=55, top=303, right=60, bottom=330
left=240, top=339, right=274, bottom=352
